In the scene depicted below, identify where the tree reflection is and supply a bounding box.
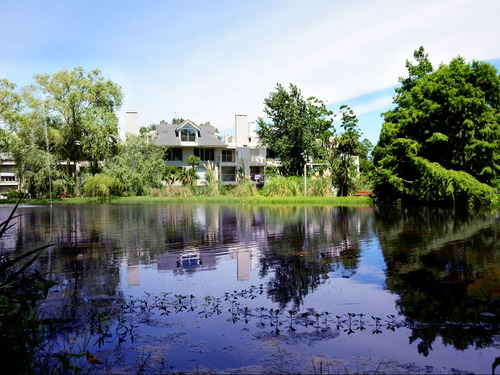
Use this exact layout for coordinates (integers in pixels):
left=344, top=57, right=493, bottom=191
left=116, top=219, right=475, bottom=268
left=259, top=206, right=368, bottom=309
left=374, top=207, right=500, bottom=355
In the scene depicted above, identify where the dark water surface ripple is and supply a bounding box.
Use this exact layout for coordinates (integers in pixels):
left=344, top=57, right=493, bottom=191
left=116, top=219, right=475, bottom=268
left=1, top=203, right=499, bottom=374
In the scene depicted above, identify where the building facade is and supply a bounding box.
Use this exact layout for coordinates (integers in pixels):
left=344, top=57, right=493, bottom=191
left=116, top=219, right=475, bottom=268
left=154, top=115, right=271, bottom=186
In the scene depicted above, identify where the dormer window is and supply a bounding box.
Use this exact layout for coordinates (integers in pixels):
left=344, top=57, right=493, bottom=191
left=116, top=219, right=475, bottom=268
left=181, top=128, right=196, bottom=142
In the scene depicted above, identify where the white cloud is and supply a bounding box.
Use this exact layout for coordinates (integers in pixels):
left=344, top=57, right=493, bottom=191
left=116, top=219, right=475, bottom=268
left=2, top=0, right=500, bottom=141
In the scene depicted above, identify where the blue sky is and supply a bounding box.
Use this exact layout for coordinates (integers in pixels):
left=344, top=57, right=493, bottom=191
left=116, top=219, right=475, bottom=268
left=1, top=0, right=500, bottom=145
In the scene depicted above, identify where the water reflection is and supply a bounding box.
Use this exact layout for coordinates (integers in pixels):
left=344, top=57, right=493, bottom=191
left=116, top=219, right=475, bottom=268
left=374, top=206, right=500, bottom=355
left=1, top=203, right=499, bottom=373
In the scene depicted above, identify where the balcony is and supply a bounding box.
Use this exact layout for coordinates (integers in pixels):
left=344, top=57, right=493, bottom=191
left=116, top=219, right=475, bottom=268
left=249, top=155, right=266, bottom=164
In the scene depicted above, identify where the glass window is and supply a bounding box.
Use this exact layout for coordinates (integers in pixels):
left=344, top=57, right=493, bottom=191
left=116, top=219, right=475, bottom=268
left=181, top=128, right=196, bottom=142
left=222, top=149, right=234, bottom=162
left=165, top=148, right=182, bottom=161
left=194, top=148, right=215, bottom=161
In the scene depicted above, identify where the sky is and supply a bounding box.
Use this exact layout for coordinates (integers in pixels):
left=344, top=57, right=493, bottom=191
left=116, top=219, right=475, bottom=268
left=1, top=0, right=500, bottom=146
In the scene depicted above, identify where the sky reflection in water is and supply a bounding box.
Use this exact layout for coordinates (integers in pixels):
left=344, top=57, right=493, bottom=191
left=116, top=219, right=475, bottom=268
left=1, top=203, right=499, bottom=374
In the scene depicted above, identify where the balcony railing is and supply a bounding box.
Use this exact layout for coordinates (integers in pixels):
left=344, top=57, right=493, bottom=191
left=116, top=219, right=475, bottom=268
left=249, top=155, right=265, bottom=164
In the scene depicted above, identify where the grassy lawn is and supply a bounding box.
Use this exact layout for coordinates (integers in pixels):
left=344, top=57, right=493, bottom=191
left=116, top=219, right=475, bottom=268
left=1, top=195, right=373, bottom=206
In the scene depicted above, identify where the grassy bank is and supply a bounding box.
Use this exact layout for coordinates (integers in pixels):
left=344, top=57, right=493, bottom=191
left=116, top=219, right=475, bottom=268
left=0, top=195, right=373, bottom=206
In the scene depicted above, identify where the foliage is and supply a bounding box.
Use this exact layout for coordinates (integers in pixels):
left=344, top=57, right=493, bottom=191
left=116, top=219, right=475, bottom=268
left=307, top=170, right=333, bottom=197
left=261, top=175, right=302, bottom=197
left=82, top=173, right=123, bottom=199
left=358, top=138, right=374, bottom=188
left=373, top=137, right=498, bottom=207
left=331, top=106, right=362, bottom=196
left=203, top=161, right=219, bottom=196
left=373, top=47, right=500, bottom=207
left=163, top=186, right=194, bottom=197
left=104, top=134, right=166, bottom=196
left=0, top=78, right=20, bottom=126
left=6, top=189, right=20, bottom=199
left=186, top=155, right=200, bottom=168
left=0, top=201, right=56, bottom=373
left=31, top=67, right=123, bottom=178
left=236, top=178, right=258, bottom=197
left=8, top=138, right=60, bottom=198
left=257, top=83, right=333, bottom=176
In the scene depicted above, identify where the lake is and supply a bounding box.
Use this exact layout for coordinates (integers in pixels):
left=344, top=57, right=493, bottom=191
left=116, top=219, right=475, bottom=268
left=1, top=203, right=499, bottom=374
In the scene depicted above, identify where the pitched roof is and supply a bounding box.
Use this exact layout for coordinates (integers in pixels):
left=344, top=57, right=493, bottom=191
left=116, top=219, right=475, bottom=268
left=155, top=120, right=227, bottom=148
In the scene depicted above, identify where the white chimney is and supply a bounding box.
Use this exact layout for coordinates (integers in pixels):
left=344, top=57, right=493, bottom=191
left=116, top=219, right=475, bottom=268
left=235, top=114, right=248, bottom=146
left=125, top=111, right=138, bottom=135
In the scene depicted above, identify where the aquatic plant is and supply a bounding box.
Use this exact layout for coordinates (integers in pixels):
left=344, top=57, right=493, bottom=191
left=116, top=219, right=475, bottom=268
left=0, top=200, right=57, bottom=373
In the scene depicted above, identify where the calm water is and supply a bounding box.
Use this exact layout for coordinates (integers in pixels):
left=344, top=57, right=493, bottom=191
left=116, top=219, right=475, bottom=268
left=1, top=203, right=499, bottom=374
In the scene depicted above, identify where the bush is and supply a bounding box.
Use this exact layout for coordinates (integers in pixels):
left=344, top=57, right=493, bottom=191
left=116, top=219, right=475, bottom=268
left=6, top=189, right=20, bottom=199
left=82, top=174, right=123, bottom=199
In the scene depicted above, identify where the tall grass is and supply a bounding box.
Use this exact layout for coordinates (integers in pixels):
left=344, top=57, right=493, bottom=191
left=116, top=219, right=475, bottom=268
left=261, top=175, right=302, bottom=196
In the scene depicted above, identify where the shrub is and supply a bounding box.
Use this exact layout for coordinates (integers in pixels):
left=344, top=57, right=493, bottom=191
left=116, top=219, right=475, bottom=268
left=82, top=174, right=123, bottom=199
left=6, top=189, right=20, bottom=199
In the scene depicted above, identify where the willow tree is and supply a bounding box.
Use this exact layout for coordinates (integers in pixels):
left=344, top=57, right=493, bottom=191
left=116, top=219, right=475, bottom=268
left=34, top=67, right=123, bottom=181
left=372, top=47, right=500, bottom=207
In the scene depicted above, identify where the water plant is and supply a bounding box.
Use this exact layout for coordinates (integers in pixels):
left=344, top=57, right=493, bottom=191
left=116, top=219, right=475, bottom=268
left=0, top=200, right=57, bottom=373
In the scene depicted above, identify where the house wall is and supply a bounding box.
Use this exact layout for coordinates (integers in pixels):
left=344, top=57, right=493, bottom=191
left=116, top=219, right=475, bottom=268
left=0, top=160, right=18, bottom=194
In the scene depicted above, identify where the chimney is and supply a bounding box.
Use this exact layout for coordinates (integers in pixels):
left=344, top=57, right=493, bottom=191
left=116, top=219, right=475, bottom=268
left=235, top=114, right=248, bottom=146
left=125, top=111, right=138, bottom=135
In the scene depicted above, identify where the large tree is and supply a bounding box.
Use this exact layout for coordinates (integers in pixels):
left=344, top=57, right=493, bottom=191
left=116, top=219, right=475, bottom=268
left=257, top=83, right=333, bottom=176
left=373, top=47, right=500, bottom=207
left=103, top=134, right=166, bottom=196
left=33, top=67, right=123, bottom=180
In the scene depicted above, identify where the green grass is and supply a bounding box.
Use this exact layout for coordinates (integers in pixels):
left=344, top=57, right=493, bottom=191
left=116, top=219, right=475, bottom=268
left=1, top=195, right=373, bottom=206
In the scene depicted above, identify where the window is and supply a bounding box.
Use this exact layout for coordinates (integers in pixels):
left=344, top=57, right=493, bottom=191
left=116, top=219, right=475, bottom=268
left=194, top=148, right=215, bottom=161
left=222, top=149, right=234, bottom=162
left=181, top=128, right=196, bottom=142
left=165, top=148, right=182, bottom=161
left=1, top=176, right=15, bottom=182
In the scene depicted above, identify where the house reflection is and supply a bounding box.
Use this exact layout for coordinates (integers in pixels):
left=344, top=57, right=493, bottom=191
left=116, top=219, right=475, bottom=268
left=127, top=264, right=140, bottom=286
left=154, top=247, right=253, bottom=281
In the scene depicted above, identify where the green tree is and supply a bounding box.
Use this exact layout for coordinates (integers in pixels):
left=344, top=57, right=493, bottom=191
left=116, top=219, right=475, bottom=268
left=0, top=78, right=20, bottom=128
left=139, top=124, right=156, bottom=135
left=333, top=105, right=362, bottom=196
left=103, top=134, right=166, bottom=196
left=33, top=67, right=123, bottom=180
left=8, top=137, right=60, bottom=198
left=373, top=47, right=500, bottom=207
left=257, top=83, right=333, bottom=176
left=358, top=138, right=374, bottom=177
